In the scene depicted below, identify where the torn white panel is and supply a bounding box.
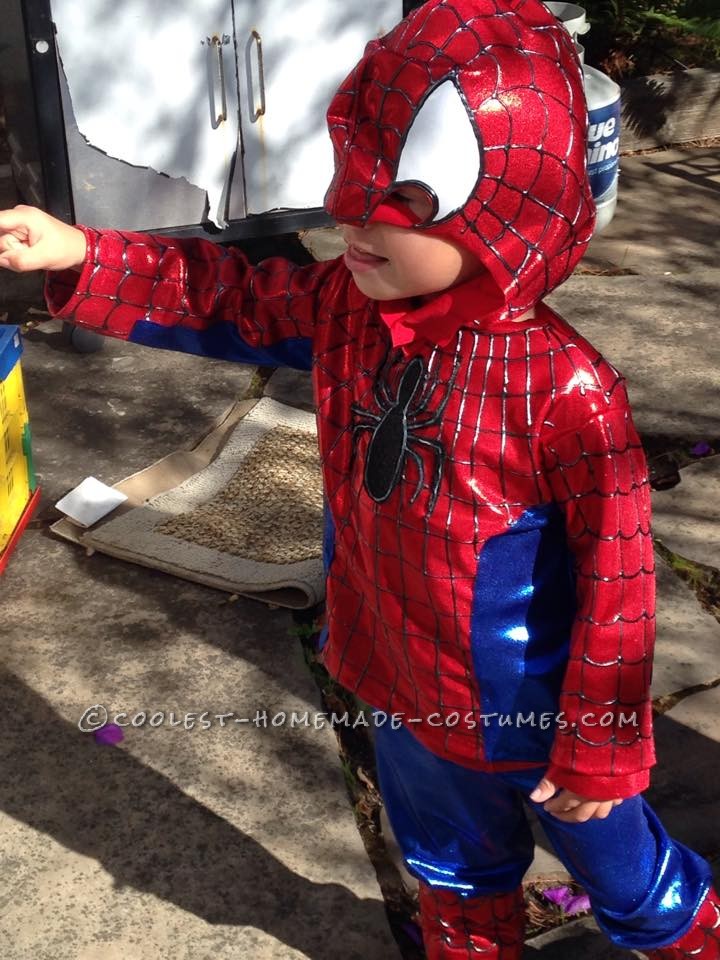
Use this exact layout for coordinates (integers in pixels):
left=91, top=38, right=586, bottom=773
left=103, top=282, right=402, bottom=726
left=51, top=0, right=238, bottom=228
left=237, top=0, right=403, bottom=214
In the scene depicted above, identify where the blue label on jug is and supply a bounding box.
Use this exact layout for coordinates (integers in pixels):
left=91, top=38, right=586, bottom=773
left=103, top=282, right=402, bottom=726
left=587, top=99, right=620, bottom=201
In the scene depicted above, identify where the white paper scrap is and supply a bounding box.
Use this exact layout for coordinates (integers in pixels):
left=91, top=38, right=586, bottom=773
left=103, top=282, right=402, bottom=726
left=56, top=477, right=128, bottom=529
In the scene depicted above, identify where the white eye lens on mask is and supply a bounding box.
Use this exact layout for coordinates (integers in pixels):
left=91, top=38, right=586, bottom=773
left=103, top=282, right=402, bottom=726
left=394, top=77, right=483, bottom=222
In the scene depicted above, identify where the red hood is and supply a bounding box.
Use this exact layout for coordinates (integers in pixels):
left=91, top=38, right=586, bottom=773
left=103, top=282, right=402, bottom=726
left=324, top=0, right=595, bottom=324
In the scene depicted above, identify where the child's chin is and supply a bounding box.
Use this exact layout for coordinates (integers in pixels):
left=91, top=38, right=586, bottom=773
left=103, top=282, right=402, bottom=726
left=351, top=272, right=409, bottom=302
left=351, top=273, right=387, bottom=299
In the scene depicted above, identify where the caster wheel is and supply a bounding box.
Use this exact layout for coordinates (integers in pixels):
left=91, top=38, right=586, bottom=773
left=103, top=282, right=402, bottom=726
left=62, top=321, right=104, bottom=354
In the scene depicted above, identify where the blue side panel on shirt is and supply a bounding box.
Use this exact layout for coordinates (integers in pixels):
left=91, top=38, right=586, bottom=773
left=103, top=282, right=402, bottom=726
left=322, top=501, right=336, bottom=572
left=128, top=319, right=313, bottom=371
left=470, top=504, right=576, bottom=762
left=317, top=503, right=336, bottom=652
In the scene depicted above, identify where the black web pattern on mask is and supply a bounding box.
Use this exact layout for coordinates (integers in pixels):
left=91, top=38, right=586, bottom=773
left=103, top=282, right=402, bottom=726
left=325, top=0, right=591, bottom=317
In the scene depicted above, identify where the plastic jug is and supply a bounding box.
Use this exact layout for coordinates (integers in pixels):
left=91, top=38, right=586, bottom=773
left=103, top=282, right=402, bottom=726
left=544, top=2, right=621, bottom=232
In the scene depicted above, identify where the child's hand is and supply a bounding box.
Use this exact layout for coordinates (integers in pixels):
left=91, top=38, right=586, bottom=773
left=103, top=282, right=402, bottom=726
left=530, top=777, right=624, bottom=822
left=0, top=205, right=87, bottom=273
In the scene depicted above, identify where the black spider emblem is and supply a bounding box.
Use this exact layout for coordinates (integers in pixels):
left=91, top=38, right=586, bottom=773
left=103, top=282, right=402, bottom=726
left=352, top=355, right=452, bottom=514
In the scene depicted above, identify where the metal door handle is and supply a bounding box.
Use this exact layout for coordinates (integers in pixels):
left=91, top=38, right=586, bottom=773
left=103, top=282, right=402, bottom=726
left=212, top=35, right=227, bottom=124
left=251, top=30, right=266, bottom=120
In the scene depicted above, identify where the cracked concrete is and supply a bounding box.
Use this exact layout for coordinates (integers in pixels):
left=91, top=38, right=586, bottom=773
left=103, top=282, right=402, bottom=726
left=546, top=271, right=720, bottom=441
left=525, top=917, right=644, bottom=958
left=652, top=456, right=720, bottom=572
left=651, top=555, right=720, bottom=700
left=582, top=147, right=720, bottom=277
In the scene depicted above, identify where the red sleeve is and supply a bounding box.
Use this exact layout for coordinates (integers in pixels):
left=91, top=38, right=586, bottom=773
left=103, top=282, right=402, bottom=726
left=541, top=399, right=656, bottom=800
left=44, top=225, right=346, bottom=368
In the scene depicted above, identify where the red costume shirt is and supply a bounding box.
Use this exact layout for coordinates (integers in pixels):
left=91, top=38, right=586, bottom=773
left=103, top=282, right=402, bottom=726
left=45, top=0, right=656, bottom=800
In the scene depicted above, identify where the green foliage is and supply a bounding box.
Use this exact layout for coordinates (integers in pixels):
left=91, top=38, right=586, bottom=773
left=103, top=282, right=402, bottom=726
left=644, top=11, right=720, bottom=43
left=579, top=0, right=719, bottom=77
left=582, top=0, right=719, bottom=32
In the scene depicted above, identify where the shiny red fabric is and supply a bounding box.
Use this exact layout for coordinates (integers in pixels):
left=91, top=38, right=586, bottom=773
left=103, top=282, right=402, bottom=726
left=368, top=196, right=422, bottom=228
left=418, top=883, right=526, bottom=959
left=325, top=0, right=595, bottom=331
left=377, top=270, right=506, bottom=349
left=45, top=227, right=656, bottom=799
left=643, top=888, right=720, bottom=960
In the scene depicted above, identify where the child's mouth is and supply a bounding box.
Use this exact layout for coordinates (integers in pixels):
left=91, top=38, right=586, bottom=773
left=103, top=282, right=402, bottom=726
left=344, top=244, right=389, bottom=273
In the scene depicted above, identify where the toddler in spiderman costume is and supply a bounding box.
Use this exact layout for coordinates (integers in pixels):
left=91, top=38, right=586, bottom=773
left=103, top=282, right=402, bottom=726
left=0, top=0, right=717, bottom=956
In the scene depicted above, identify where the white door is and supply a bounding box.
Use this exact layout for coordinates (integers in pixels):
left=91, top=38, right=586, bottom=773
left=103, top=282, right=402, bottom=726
left=51, top=0, right=240, bottom=228
left=234, top=0, right=403, bottom=215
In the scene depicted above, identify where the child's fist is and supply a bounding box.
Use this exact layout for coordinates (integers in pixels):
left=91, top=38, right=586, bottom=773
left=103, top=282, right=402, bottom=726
left=0, top=204, right=87, bottom=273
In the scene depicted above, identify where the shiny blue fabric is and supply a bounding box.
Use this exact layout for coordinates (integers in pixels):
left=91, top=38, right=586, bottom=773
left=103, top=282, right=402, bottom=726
left=470, top=504, right=576, bottom=762
left=317, top=503, right=336, bottom=652
left=129, top=320, right=313, bottom=370
left=375, top=720, right=712, bottom=951
left=322, top=500, right=336, bottom=573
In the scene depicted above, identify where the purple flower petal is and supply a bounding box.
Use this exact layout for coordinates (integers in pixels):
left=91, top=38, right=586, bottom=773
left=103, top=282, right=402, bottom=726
left=564, top=894, right=591, bottom=915
left=691, top=441, right=713, bottom=456
left=94, top=723, right=124, bottom=745
left=542, top=885, right=572, bottom=908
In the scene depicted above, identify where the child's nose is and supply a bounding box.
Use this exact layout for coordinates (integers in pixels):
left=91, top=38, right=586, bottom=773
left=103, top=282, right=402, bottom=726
left=340, top=222, right=369, bottom=245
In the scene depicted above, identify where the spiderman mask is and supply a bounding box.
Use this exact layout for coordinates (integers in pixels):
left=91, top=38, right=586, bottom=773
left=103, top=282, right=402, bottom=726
left=324, top=0, right=596, bottom=324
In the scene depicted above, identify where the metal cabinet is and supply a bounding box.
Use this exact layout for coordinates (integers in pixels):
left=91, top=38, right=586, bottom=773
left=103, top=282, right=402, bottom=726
left=2, top=0, right=402, bottom=241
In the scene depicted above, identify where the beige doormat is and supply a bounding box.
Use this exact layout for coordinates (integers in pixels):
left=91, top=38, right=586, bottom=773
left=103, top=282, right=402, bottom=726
left=51, top=398, right=326, bottom=609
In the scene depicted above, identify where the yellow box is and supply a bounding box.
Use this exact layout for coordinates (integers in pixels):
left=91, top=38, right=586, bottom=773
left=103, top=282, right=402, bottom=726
left=0, top=325, right=38, bottom=570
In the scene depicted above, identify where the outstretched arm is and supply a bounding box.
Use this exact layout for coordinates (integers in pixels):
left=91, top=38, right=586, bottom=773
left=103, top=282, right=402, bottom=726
left=0, top=206, right=344, bottom=371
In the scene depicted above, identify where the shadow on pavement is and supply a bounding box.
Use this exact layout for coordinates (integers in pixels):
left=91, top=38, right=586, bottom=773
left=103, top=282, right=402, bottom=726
left=0, top=668, right=390, bottom=960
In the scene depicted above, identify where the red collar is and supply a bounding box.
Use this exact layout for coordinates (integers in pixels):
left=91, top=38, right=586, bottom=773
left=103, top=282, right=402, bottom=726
left=377, top=271, right=510, bottom=349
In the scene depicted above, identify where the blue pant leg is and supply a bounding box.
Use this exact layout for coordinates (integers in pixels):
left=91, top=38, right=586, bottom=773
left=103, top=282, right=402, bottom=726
left=505, top=769, right=713, bottom=952
left=374, top=720, right=535, bottom=897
